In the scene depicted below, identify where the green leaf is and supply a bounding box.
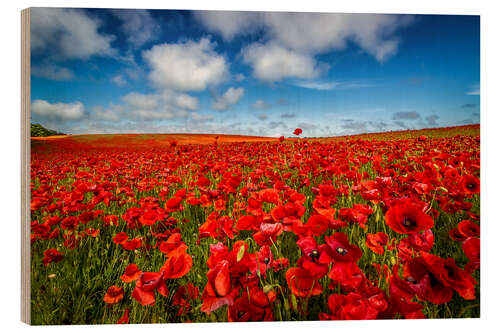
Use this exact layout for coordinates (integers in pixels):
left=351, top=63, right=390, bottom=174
left=291, top=294, right=298, bottom=311
left=236, top=245, right=245, bottom=262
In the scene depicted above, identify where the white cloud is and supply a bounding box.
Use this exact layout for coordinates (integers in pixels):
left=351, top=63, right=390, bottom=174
left=252, top=99, right=272, bottom=110
left=466, top=84, right=480, bottom=95
left=174, top=93, right=199, bottom=111
left=196, top=11, right=414, bottom=63
left=212, top=87, right=245, bottom=111
left=91, top=104, right=124, bottom=122
left=143, top=38, right=229, bottom=91
left=234, top=73, right=246, bottom=82
left=30, top=8, right=115, bottom=60
left=111, top=75, right=127, bottom=86
left=392, top=111, right=421, bottom=120
left=280, top=112, right=296, bottom=118
left=120, top=90, right=199, bottom=120
left=31, top=64, right=74, bottom=81
left=269, top=121, right=286, bottom=129
left=110, top=9, right=159, bottom=48
left=124, top=67, right=143, bottom=80
left=191, top=112, right=215, bottom=122
left=426, top=114, right=440, bottom=126
left=193, top=11, right=261, bottom=40
left=31, top=100, right=85, bottom=121
left=293, top=81, right=339, bottom=91
left=256, top=114, right=268, bottom=121
left=242, top=42, right=325, bottom=82
left=262, top=13, right=411, bottom=61
left=293, top=80, right=374, bottom=90
left=122, top=92, right=159, bottom=111
left=297, top=122, right=319, bottom=131
left=86, top=90, right=200, bottom=124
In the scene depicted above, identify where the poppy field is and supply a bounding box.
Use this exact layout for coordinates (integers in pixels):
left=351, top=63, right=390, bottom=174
left=30, top=125, right=480, bottom=325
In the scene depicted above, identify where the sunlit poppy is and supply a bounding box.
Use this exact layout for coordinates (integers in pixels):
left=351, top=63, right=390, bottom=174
left=104, top=286, right=124, bottom=304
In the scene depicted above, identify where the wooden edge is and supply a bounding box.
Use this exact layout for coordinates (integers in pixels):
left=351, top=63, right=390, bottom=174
left=21, top=7, right=31, bottom=325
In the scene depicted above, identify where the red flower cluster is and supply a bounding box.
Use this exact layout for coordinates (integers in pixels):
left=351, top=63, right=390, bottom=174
left=30, top=125, right=480, bottom=323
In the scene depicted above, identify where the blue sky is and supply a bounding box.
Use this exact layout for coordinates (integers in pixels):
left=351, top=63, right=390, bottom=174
left=30, top=8, right=480, bottom=136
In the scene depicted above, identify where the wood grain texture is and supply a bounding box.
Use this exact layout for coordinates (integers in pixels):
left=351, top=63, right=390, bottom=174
left=21, top=7, right=31, bottom=325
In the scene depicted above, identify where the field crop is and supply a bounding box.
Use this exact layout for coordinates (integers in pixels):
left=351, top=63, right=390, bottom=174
left=29, top=125, right=480, bottom=324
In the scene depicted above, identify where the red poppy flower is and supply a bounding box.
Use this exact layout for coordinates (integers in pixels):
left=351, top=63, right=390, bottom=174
left=297, top=236, right=320, bottom=258
left=228, top=240, right=255, bottom=277
left=78, top=210, right=97, bottom=224
left=173, top=283, right=199, bottom=316
left=272, top=257, right=289, bottom=272
left=122, top=207, right=143, bottom=229
left=449, top=227, right=468, bottom=242
left=199, top=213, right=236, bottom=240
left=396, top=238, right=415, bottom=262
left=460, top=174, right=480, bottom=194
left=253, top=245, right=273, bottom=275
left=402, top=256, right=454, bottom=304
left=227, top=288, right=275, bottom=321
left=366, top=232, right=388, bottom=255
left=297, top=214, right=330, bottom=237
left=323, top=232, right=363, bottom=263
left=298, top=256, right=329, bottom=279
left=103, top=214, right=118, bottom=227
left=132, top=271, right=168, bottom=306
left=103, top=286, right=124, bottom=304
left=279, top=136, right=285, bottom=142
left=338, top=207, right=369, bottom=228
left=295, top=238, right=329, bottom=279
left=121, top=263, right=142, bottom=283
left=85, top=228, right=100, bottom=237
left=293, top=128, right=303, bottom=136
left=122, top=237, right=142, bottom=251
left=420, top=252, right=477, bottom=300
left=174, top=188, right=188, bottom=199
left=271, top=202, right=306, bottom=226
left=139, top=209, right=163, bottom=226
left=61, top=216, right=78, bottom=231
left=236, top=214, right=260, bottom=231
left=361, top=189, right=381, bottom=203
left=201, top=260, right=240, bottom=313
left=116, top=308, right=129, bottom=324
left=286, top=267, right=323, bottom=297
left=407, top=229, right=434, bottom=252
left=165, top=196, right=183, bottom=212
left=327, top=261, right=365, bottom=291
left=63, top=233, right=79, bottom=249
left=214, top=199, right=226, bottom=211
left=444, top=167, right=460, bottom=181
left=389, top=292, right=425, bottom=319
left=253, top=223, right=283, bottom=246
left=42, top=248, right=64, bottom=266
left=113, top=232, right=128, bottom=245
left=458, top=220, right=480, bottom=238
left=321, top=292, right=384, bottom=320
left=161, top=251, right=193, bottom=279
left=353, top=203, right=374, bottom=216
left=312, top=196, right=336, bottom=219
left=462, top=237, right=480, bottom=263
left=158, top=233, right=188, bottom=257
left=385, top=201, right=434, bottom=234
left=389, top=264, right=417, bottom=302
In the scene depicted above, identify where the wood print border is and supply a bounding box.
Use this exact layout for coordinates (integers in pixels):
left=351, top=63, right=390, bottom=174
left=21, top=7, right=31, bottom=325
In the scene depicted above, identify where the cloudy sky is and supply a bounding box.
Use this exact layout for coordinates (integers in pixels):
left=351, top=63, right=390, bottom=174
left=30, top=8, right=480, bottom=137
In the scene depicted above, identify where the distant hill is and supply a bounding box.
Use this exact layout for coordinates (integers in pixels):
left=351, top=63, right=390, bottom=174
left=31, top=123, right=65, bottom=137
